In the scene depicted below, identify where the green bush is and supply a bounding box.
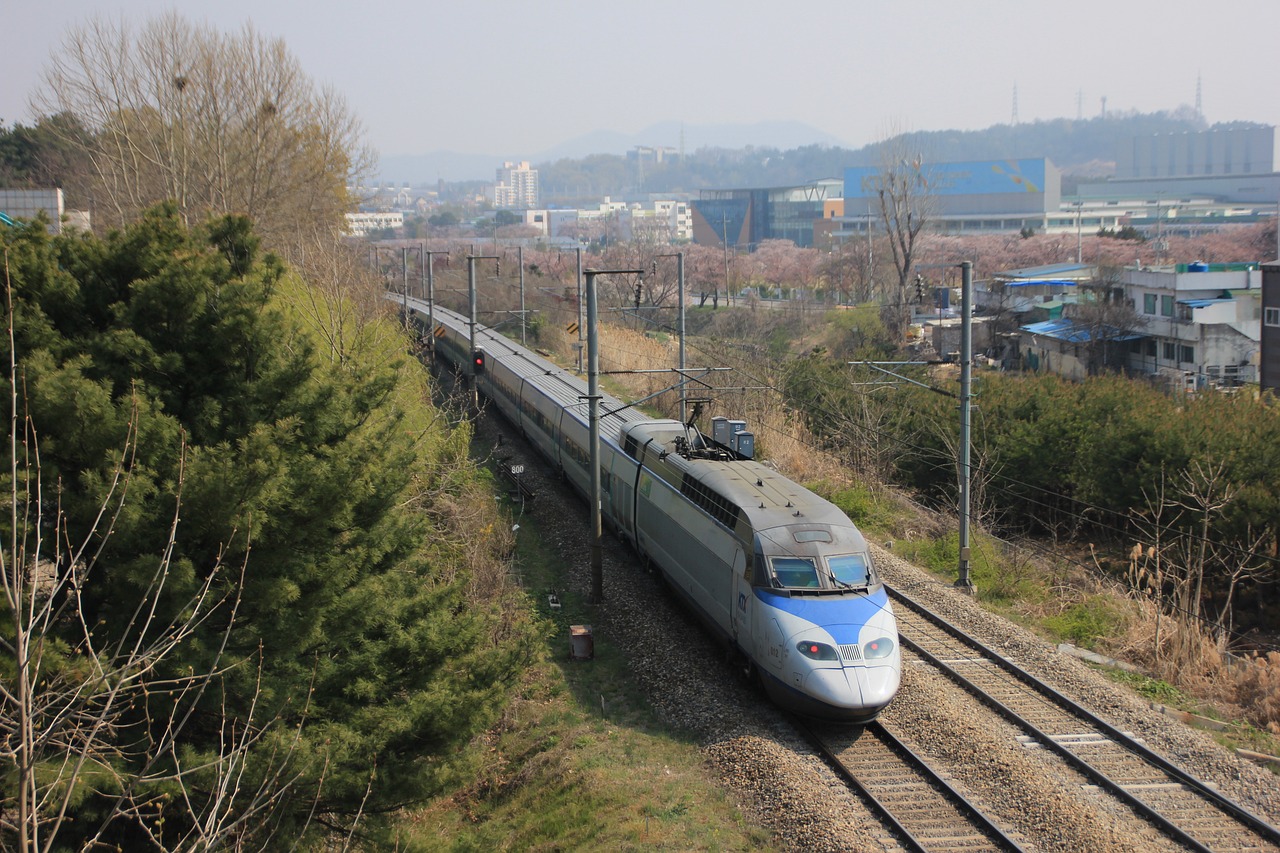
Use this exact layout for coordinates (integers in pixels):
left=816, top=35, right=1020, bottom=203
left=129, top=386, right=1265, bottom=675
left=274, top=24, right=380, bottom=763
left=1043, top=596, right=1128, bottom=648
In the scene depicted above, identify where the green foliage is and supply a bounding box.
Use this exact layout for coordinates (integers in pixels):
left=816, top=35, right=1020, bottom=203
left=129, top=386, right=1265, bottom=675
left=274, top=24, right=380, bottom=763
left=821, top=305, right=894, bottom=361
left=1105, top=669, right=1183, bottom=704
left=1098, top=225, right=1146, bottom=241
left=0, top=113, right=93, bottom=201
left=785, top=360, right=1280, bottom=560
left=812, top=480, right=902, bottom=537
left=1042, top=596, right=1129, bottom=648
left=894, top=533, right=961, bottom=576
left=2, top=206, right=537, bottom=845
left=525, top=310, right=546, bottom=342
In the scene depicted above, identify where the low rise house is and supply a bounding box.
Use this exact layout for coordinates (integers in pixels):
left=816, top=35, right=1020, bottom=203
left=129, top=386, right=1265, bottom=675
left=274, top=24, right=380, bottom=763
left=1008, top=262, right=1263, bottom=390
left=1014, top=317, right=1140, bottom=380
left=1124, top=262, right=1261, bottom=390
left=976, top=262, right=1094, bottom=317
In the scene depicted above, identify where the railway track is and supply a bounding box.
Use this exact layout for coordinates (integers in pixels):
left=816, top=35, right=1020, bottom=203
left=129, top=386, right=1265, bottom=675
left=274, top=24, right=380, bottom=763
left=888, top=584, right=1280, bottom=853
left=798, top=717, right=1025, bottom=852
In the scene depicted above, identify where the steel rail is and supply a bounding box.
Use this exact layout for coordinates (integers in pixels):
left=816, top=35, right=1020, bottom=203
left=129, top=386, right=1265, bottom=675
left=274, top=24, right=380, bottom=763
left=794, top=716, right=1025, bottom=852
left=889, top=584, right=1280, bottom=851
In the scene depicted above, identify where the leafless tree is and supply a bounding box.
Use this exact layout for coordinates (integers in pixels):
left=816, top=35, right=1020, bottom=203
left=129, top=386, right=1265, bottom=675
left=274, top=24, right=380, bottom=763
left=819, top=242, right=879, bottom=305
left=1128, top=462, right=1272, bottom=664
left=1070, top=266, right=1144, bottom=374
left=32, top=12, right=373, bottom=248
left=867, top=136, right=934, bottom=333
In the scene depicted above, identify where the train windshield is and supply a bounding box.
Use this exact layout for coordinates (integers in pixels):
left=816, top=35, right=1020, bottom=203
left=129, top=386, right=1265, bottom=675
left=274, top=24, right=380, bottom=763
left=771, top=557, right=821, bottom=589
left=828, top=554, right=871, bottom=587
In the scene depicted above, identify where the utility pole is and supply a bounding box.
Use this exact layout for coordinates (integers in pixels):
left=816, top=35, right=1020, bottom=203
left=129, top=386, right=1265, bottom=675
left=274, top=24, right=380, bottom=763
left=401, top=247, right=409, bottom=329
left=575, top=246, right=584, bottom=368
left=558, top=246, right=585, bottom=370
left=518, top=245, right=526, bottom=346
left=1076, top=201, right=1083, bottom=264
left=584, top=267, right=644, bottom=604
left=720, top=210, right=730, bottom=309
left=956, top=260, right=975, bottom=594
left=422, top=248, right=447, bottom=351
left=654, top=252, right=687, bottom=422
left=852, top=260, right=975, bottom=593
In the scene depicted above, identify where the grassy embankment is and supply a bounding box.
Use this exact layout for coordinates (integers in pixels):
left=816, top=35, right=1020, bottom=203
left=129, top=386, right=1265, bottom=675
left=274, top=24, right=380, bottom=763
left=395, top=387, right=770, bottom=848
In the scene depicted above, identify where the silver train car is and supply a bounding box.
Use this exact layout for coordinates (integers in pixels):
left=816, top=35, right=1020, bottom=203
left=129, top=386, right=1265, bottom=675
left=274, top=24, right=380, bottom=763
left=406, top=298, right=899, bottom=722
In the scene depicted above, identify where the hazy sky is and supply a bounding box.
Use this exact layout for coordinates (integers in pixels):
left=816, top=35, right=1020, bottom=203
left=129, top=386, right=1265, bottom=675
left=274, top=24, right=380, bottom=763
left=6, top=0, right=1279, bottom=162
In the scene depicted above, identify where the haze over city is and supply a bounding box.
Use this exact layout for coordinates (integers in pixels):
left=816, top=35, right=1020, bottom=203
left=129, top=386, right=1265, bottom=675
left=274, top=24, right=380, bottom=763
left=5, top=0, right=1280, bottom=178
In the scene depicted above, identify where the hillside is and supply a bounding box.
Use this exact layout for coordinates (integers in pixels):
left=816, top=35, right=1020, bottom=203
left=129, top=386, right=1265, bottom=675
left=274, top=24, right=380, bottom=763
left=538, top=110, right=1268, bottom=203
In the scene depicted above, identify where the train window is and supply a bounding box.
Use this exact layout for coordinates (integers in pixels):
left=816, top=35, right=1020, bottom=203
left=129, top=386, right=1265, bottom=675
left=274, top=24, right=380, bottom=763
left=828, top=554, right=870, bottom=586
left=793, top=530, right=832, bottom=543
left=772, top=557, right=820, bottom=589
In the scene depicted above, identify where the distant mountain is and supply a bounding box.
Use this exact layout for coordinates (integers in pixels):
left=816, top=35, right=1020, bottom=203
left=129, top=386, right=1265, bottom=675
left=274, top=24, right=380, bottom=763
left=376, top=112, right=1270, bottom=194
left=374, top=120, right=842, bottom=183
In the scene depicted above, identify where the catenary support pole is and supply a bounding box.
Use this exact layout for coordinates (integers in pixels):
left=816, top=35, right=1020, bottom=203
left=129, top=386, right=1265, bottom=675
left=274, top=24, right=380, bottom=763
left=401, top=247, right=409, bottom=328
left=585, top=270, right=603, bottom=603
left=677, top=251, right=686, bottom=423
left=956, top=260, right=975, bottom=593
left=584, top=267, right=644, bottom=604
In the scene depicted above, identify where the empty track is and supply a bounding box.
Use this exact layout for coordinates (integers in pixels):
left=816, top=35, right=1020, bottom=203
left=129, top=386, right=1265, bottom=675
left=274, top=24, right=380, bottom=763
left=889, top=584, right=1280, bottom=853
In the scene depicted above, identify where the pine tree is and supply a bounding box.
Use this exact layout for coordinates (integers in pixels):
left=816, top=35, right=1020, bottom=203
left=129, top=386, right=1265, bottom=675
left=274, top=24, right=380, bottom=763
left=2, top=206, right=534, bottom=847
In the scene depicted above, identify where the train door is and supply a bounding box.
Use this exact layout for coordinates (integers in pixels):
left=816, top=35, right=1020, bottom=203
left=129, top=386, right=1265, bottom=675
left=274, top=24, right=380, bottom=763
left=610, top=455, right=637, bottom=543
left=730, top=547, right=750, bottom=653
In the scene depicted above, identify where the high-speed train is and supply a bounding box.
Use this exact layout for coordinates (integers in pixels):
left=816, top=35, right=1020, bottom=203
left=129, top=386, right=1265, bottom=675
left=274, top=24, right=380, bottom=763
left=403, top=296, right=899, bottom=723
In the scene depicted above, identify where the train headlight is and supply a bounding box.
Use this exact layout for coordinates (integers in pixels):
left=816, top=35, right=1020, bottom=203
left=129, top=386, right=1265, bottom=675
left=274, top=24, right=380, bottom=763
left=863, top=637, right=896, bottom=660
left=796, top=641, right=840, bottom=661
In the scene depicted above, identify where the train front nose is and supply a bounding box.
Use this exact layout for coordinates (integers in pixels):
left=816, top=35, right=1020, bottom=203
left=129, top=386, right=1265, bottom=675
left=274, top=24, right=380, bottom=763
left=804, top=659, right=900, bottom=716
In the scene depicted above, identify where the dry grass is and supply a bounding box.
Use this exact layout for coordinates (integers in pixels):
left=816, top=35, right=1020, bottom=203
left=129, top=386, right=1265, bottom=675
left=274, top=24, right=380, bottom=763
left=1233, top=652, right=1280, bottom=733
left=1111, top=595, right=1280, bottom=733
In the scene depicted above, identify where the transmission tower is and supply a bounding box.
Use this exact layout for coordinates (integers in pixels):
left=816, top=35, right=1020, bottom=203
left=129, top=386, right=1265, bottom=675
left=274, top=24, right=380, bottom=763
left=1011, top=84, right=1019, bottom=125
left=1195, top=73, right=1203, bottom=118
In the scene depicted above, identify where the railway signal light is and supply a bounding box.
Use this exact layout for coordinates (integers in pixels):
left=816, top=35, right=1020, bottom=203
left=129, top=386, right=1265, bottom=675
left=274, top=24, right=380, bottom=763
left=472, top=349, right=486, bottom=374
